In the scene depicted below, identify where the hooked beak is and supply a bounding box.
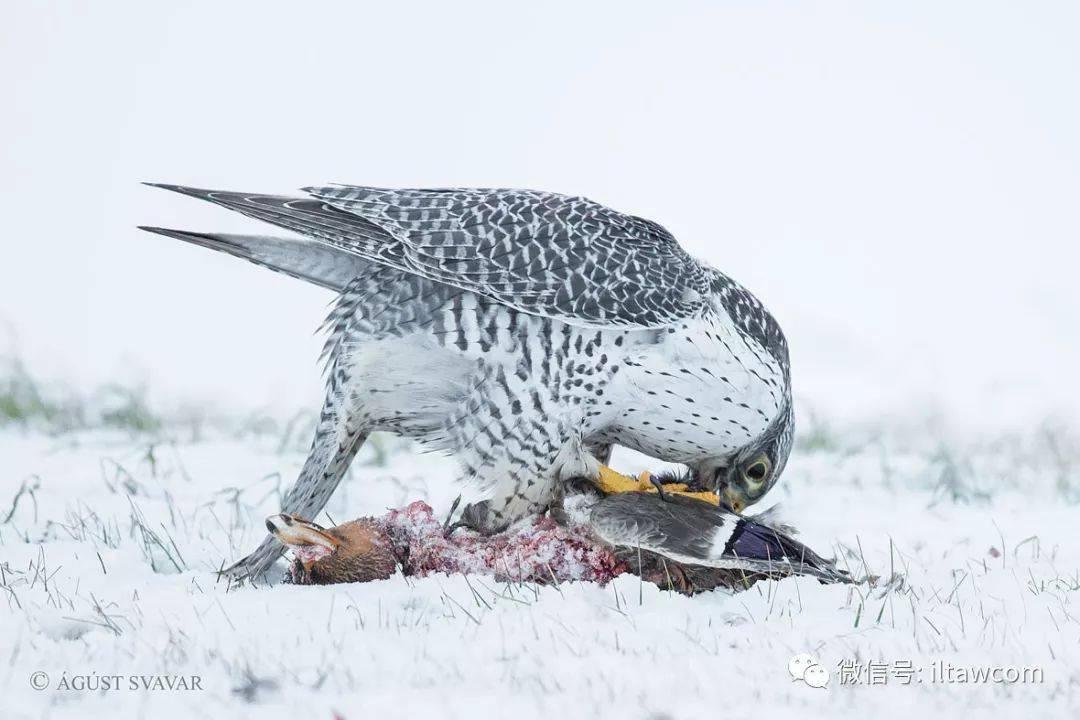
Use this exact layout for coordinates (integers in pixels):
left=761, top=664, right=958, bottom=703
left=719, top=485, right=747, bottom=514
left=691, top=463, right=748, bottom=514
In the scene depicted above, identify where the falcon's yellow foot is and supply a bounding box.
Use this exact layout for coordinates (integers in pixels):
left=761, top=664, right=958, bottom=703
left=668, top=489, right=722, bottom=507
left=595, top=465, right=655, bottom=494
left=594, top=466, right=721, bottom=507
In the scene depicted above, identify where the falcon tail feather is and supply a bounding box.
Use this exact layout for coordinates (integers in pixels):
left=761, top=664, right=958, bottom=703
left=137, top=226, right=367, bottom=292
left=140, top=183, right=394, bottom=261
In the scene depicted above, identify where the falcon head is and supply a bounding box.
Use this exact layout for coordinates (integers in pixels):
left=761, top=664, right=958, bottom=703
left=696, top=401, right=794, bottom=513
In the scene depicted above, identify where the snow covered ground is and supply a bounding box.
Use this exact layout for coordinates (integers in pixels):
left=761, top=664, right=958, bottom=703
left=1, top=423, right=1078, bottom=719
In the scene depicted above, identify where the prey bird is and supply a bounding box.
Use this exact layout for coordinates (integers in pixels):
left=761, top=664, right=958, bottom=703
left=141, top=184, right=793, bottom=579
left=266, top=489, right=848, bottom=593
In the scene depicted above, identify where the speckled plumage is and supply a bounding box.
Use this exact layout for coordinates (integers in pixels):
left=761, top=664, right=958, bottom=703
left=142, top=183, right=794, bottom=578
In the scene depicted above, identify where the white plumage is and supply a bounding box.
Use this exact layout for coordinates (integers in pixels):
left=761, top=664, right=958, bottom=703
left=141, top=183, right=794, bottom=578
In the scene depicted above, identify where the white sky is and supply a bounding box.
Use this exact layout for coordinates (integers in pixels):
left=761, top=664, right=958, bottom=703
left=2, top=1, right=1078, bottom=432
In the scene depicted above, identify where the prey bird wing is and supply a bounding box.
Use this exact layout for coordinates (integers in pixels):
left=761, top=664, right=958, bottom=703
left=145, top=184, right=711, bottom=329
left=590, top=494, right=847, bottom=583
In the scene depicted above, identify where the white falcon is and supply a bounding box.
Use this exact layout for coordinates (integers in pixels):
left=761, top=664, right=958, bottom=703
left=141, top=184, right=794, bottom=578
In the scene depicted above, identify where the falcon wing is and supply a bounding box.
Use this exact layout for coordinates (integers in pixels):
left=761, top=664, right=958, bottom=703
left=144, top=183, right=710, bottom=329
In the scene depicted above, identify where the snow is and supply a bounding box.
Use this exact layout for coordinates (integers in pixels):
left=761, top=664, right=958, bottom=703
left=1, top=427, right=1077, bottom=719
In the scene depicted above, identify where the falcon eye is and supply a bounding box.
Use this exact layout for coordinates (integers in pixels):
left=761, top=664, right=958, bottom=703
left=743, top=458, right=770, bottom=484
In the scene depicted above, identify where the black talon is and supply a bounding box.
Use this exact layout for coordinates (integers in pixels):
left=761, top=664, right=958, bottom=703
left=443, top=495, right=465, bottom=537
left=443, top=495, right=463, bottom=528
left=649, top=474, right=670, bottom=501
left=442, top=500, right=507, bottom=537
left=443, top=520, right=469, bottom=537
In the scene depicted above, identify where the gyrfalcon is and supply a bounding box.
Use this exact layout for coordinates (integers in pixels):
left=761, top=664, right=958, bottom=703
left=141, top=184, right=793, bottom=578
